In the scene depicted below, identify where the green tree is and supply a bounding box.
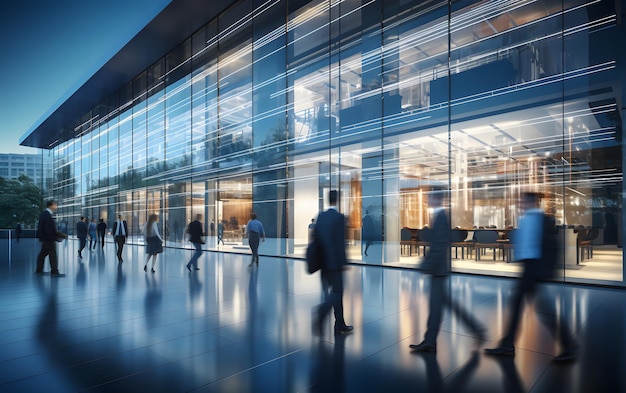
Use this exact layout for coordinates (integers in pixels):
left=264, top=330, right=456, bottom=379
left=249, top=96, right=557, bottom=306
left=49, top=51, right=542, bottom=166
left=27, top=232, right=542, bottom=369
left=0, top=175, right=44, bottom=229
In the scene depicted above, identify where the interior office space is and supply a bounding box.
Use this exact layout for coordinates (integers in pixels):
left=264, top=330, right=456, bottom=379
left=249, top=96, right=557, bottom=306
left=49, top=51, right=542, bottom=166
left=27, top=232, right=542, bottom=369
left=21, top=0, right=625, bottom=286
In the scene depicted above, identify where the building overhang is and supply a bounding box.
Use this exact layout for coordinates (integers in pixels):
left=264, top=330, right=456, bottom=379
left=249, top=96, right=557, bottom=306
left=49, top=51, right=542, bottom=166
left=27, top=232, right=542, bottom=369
left=20, top=0, right=237, bottom=150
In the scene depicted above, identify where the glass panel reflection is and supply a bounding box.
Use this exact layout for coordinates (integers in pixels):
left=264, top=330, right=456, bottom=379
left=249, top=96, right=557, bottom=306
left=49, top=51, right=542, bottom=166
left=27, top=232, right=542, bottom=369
left=44, top=0, right=623, bottom=286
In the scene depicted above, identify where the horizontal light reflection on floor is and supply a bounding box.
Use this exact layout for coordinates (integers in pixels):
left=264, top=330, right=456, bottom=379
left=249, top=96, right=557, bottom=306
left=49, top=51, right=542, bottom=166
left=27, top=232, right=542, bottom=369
left=0, top=238, right=624, bottom=391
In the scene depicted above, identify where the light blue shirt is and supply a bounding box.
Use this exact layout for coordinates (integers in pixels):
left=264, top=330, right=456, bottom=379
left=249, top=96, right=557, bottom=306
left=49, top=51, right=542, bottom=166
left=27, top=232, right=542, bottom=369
left=515, top=208, right=543, bottom=260
left=246, top=219, right=265, bottom=236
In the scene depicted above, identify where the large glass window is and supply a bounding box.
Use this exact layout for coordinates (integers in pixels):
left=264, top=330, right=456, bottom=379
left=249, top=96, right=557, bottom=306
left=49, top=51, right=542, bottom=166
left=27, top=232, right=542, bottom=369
left=45, top=0, right=624, bottom=286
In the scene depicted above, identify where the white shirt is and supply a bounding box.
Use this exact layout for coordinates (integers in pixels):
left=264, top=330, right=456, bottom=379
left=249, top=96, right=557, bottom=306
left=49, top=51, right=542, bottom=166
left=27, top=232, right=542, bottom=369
left=515, top=208, right=543, bottom=260
left=116, top=220, right=126, bottom=236
left=144, top=221, right=162, bottom=242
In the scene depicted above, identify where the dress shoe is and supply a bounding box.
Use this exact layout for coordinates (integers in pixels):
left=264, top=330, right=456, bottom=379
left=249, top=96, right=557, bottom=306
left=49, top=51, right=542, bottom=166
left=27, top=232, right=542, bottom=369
left=484, top=345, right=515, bottom=356
left=186, top=264, right=191, bottom=272
left=553, top=345, right=580, bottom=363
left=50, top=272, right=66, bottom=277
left=194, top=267, right=200, bottom=270
left=144, top=265, right=147, bottom=272
left=78, top=252, right=82, bottom=258
left=409, top=341, right=437, bottom=352
left=248, top=261, right=254, bottom=268
left=334, top=325, right=354, bottom=335
left=151, top=268, right=155, bottom=273
left=34, top=271, right=45, bottom=275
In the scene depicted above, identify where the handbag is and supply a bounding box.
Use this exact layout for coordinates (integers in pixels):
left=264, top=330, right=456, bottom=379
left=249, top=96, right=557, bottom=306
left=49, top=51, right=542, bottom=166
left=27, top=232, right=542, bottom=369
left=305, top=239, right=322, bottom=274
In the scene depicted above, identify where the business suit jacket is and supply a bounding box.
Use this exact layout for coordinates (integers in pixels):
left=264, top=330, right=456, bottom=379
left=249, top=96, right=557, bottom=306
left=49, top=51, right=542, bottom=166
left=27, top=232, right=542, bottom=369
left=188, top=220, right=204, bottom=244
left=313, top=208, right=347, bottom=272
left=112, top=220, right=128, bottom=238
left=77, top=220, right=88, bottom=240
left=37, top=210, right=57, bottom=242
left=419, top=209, right=451, bottom=277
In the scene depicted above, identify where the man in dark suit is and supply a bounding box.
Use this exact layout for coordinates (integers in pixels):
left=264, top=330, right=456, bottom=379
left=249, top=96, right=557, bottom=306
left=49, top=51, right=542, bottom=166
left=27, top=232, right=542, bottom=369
left=186, top=214, right=204, bottom=272
left=35, top=200, right=66, bottom=276
left=410, top=191, right=484, bottom=352
left=76, top=216, right=88, bottom=258
left=312, top=190, right=353, bottom=336
left=97, top=218, right=107, bottom=249
left=111, top=214, right=128, bottom=262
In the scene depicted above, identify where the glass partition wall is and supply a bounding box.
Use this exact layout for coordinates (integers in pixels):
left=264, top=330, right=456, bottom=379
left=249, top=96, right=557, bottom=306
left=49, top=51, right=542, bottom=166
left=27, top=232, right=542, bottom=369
left=48, top=0, right=624, bottom=286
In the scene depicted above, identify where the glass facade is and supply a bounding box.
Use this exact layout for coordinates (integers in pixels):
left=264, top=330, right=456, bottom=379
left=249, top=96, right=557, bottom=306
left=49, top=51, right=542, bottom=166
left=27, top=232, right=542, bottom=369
left=45, top=0, right=624, bottom=285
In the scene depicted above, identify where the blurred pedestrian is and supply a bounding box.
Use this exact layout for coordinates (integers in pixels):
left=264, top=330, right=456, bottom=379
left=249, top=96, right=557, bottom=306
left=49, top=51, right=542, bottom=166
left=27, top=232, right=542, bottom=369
left=217, top=220, right=225, bottom=245
left=112, top=215, right=128, bottom=262
left=308, top=218, right=316, bottom=243
left=76, top=216, right=88, bottom=259
left=97, top=218, right=107, bottom=249
left=88, top=218, right=97, bottom=251
left=15, top=223, right=22, bottom=243
left=362, top=210, right=375, bottom=256
left=311, top=190, right=353, bottom=336
left=143, top=214, right=163, bottom=273
left=186, top=214, right=204, bottom=272
left=246, top=212, right=265, bottom=267
left=35, top=200, right=67, bottom=276
left=485, top=192, right=579, bottom=363
left=410, top=191, right=485, bottom=352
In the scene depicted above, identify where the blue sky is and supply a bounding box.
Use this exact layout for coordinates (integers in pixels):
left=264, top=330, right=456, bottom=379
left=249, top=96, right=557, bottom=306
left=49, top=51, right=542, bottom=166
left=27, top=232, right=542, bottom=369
left=0, top=0, right=171, bottom=154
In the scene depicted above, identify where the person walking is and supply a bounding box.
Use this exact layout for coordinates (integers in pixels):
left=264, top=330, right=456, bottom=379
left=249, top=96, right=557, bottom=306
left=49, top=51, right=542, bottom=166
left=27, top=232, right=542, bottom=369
left=112, top=215, right=128, bottom=262
left=97, top=218, right=107, bottom=250
left=217, top=220, right=225, bottom=245
left=485, top=192, right=579, bottom=363
left=35, top=200, right=67, bottom=276
left=15, top=223, right=22, bottom=244
left=88, top=218, right=97, bottom=251
left=143, top=214, right=163, bottom=273
left=361, top=210, right=375, bottom=257
left=308, top=218, right=316, bottom=243
left=186, top=214, right=204, bottom=272
left=410, top=191, right=485, bottom=352
left=311, top=190, right=353, bottom=336
left=246, top=213, right=266, bottom=267
left=210, top=219, right=215, bottom=237
left=76, top=216, right=88, bottom=259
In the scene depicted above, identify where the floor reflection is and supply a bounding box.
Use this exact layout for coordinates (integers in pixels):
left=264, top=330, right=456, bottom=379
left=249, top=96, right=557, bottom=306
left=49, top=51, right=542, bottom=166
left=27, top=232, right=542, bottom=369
left=188, top=268, right=202, bottom=301
left=489, top=355, right=524, bottom=393
left=309, top=335, right=346, bottom=393
left=144, top=273, right=162, bottom=327
left=0, top=239, right=624, bottom=392
left=414, top=351, right=443, bottom=393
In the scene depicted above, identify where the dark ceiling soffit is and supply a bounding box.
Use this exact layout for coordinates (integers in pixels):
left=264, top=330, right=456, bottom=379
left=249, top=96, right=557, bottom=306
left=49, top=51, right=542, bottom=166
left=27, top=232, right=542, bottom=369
left=20, top=0, right=237, bottom=149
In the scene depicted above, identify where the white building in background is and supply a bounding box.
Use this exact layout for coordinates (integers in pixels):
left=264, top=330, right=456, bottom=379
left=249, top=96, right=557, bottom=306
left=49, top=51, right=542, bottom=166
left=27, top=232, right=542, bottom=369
left=0, top=153, right=51, bottom=189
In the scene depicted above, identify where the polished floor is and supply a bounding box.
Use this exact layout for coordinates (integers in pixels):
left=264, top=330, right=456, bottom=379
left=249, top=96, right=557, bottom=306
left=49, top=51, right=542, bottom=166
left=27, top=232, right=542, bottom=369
left=1, top=238, right=625, bottom=392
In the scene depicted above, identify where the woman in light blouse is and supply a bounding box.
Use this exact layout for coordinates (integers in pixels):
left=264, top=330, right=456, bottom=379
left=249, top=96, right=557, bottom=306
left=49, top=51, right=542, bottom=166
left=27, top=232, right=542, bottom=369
left=143, top=214, right=163, bottom=273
